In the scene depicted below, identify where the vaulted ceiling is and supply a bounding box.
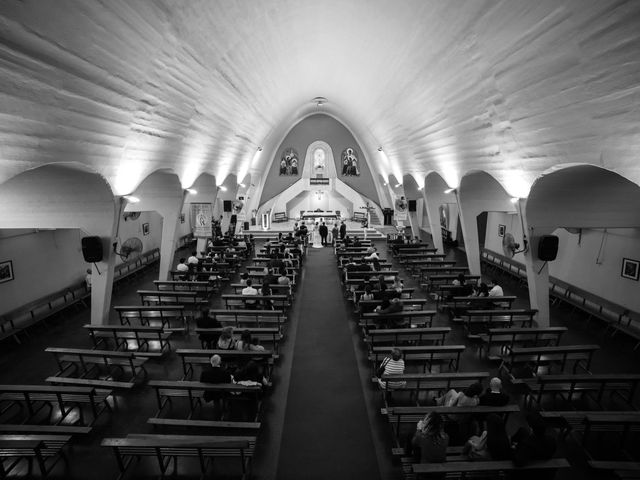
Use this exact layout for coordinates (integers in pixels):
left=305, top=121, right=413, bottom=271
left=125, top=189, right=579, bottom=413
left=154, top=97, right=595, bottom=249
left=0, top=0, right=638, bottom=196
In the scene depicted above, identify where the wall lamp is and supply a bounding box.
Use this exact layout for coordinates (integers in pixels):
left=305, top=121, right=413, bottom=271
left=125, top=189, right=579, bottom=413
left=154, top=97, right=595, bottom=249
left=123, top=195, right=140, bottom=203
left=218, top=186, right=228, bottom=192
left=377, top=147, right=383, bottom=152
left=185, top=188, right=198, bottom=195
left=395, top=183, right=402, bottom=188
left=238, top=183, right=246, bottom=188
left=444, top=188, right=456, bottom=194
left=510, top=197, right=519, bottom=204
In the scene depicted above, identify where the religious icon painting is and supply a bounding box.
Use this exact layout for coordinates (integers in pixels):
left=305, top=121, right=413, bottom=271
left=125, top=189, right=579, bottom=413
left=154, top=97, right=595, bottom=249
left=341, top=147, right=360, bottom=176
left=279, top=148, right=299, bottom=175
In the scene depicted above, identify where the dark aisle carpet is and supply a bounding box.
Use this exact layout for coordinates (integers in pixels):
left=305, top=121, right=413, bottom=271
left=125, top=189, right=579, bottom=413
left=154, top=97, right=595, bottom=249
left=276, top=246, right=381, bottom=480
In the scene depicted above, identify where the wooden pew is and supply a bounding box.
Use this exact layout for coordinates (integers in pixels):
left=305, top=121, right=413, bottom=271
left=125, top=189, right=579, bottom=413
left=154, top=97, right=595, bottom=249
left=369, top=345, right=465, bottom=376
left=221, top=294, right=289, bottom=311
left=0, top=435, right=72, bottom=478
left=208, top=309, right=287, bottom=330
left=46, top=347, right=147, bottom=382
left=147, top=417, right=261, bottom=434
left=230, top=283, right=292, bottom=299
left=137, top=290, right=208, bottom=313
left=114, top=305, right=186, bottom=331
left=252, top=257, right=300, bottom=269
left=521, top=374, right=640, bottom=410
left=360, top=310, right=437, bottom=330
left=411, top=459, right=570, bottom=478
left=447, top=295, right=518, bottom=312
left=101, top=434, right=255, bottom=479
left=499, top=344, right=600, bottom=379
left=154, top=280, right=217, bottom=298
left=358, top=298, right=428, bottom=312
left=478, top=326, right=566, bottom=359
left=148, top=381, right=263, bottom=421
left=588, top=460, right=640, bottom=479
left=194, top=327, right=282, bottom=353
left=0, top=384, right=112, bottom=427
left=84, top=324, right=172, bottom=354
left=457, top=309, right=538, bottom=335
left=384, top=405, right=520, bottom=446
left=353, top=288, right=416, bottom=304
left=175, top=349, right=276, bottom=381
left=423, top=273, right=481, bottom=287
left=364, top=327, right=451, bottom=351
left=378, top=372, right=490, bottom=405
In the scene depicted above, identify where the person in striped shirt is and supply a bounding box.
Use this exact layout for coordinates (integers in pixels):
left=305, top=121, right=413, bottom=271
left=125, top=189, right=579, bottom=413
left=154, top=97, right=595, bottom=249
left=377, top=348, right=406, bottom=390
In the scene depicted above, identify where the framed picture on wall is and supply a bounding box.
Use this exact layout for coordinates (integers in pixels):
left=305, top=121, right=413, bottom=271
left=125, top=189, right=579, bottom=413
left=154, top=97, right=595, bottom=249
left=498, top=224, right=506, bottom=237
left=0, top=260, right=14, bottom=284
left=142, top=223, right=150, bottom=236
left=180, top=213, right=185, bottom=224
left=621, top=258, right=640, bottom=281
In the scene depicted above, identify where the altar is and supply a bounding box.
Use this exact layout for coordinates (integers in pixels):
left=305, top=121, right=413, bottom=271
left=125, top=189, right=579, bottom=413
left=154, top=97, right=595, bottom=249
left=301, top=210, right=339, bottom=222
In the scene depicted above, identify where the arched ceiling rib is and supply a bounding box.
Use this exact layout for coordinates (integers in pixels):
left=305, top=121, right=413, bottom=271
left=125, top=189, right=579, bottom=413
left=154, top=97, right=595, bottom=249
left=0, top=0, right=639, bottom=192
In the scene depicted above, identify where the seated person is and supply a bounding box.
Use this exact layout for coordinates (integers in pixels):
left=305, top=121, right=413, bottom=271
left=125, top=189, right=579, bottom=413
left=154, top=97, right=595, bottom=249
left=187, top=251, right=199, bottom=265
left=411, top=412, right=449, bottom=464
left=377, top=348, right=405, bottom=390
left=463, top=413, right=511, bottom=460
left=216, top=326, right=237, bottom=350
left=479, top=377, right=510, bottom=406
left=241, top=279, right=259, bottom=309
left=375, top=297, right=404, bottom=328
left=511, top=412, right=557, bottom=479
left=488, top=279, right=509, bottom=308
left=260, top=283, right=274, bottom=310
left=364, top=246, right=379, bottom=260
left=200, top=354, right=232, bottom=417
left=277, top=268, right=291, bottom=288
left=239, top=272, right=249, bottom=286
left=176, top=257, right=189, bottom=277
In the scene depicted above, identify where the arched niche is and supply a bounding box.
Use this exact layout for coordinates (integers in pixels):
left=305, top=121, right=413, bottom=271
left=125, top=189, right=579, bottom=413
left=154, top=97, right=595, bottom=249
left=523, top=164, right=640, bottom=325
left=458, top=170, right=518, bottom=276
left=0, top=163, right=117, bottom=325
left=124, top=169, right=184, bottom=281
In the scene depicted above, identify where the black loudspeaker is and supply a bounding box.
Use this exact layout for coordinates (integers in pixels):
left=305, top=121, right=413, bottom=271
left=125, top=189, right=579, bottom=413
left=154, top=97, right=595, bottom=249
left=223, top=200, right=232, bottom=212
left=81, top=236, right=103, bottom=263
left=230, top=214, right=237, bottom=224
left=408, top=200, right=417, bottom=212
left=243, top=221, right=250, bottom=231
left=538, top=235, right=559, bottom=261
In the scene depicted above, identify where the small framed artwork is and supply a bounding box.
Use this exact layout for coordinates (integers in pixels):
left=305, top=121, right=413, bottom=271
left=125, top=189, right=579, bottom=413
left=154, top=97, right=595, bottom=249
left=142, top=223, right=150, bottom=236
left=0, top=260, right=14, bottom=284
left=621, top=258, right=640, bottom=281
left=498, top=224, right=506, bottom=237
left=180, top=213, right=185, bottom=224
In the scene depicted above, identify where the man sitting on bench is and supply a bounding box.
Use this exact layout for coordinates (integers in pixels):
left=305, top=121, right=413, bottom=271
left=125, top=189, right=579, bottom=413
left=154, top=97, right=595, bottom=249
left=200, top=354, right=232, bottom=418
left=242, top=279, right=259, bottom=309
left=479, top=377, right=510, bottom=406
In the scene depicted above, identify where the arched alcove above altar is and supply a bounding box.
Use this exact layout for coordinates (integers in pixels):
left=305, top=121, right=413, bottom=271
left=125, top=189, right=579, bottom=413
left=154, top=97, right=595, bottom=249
left=259, top=114, right=379, bottom=207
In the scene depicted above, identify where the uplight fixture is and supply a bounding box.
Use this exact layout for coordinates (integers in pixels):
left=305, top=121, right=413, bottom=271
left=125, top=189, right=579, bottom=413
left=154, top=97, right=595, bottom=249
left=123, top=195, right=140, bottom=203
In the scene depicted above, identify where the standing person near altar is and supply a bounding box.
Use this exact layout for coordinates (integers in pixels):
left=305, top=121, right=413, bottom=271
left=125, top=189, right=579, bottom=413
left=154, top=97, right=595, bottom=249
left=319, top=222, right=329, bottom=246
left=312, top=222, right=323, bottom=248
left=339, top=221, right=347, bottom=240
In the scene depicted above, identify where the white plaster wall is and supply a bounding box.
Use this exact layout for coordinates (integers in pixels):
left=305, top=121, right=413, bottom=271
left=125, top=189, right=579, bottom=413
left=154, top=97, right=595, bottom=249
left=485, top=212, right=640, bottom=312
left=286, top=192, right=351, bottom=221
left=0, top=229, right=86, bottom=315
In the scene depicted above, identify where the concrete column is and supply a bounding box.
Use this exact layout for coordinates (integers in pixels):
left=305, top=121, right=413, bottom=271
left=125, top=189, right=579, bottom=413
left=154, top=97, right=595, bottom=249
left=448, top=203, right=459, bottom=241
left=90, top=201, right=120, bottom=325
left=522, top=222, right=554, bottom=327
left=423, top=192, right=444, bottom=253
left=457, top=198, right=482, bottom=276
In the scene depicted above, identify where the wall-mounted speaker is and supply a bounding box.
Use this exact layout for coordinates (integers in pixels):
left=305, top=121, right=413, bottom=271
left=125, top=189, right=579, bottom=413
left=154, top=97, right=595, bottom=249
left=81, top=236, right=103, bottom=263
left=538, top=235, right=559, bottom=261
left=408, top=200, right=417, bottom=212
left=230, top=214, right=237, bottom=224
left=223, top=200, right=232, bottom=212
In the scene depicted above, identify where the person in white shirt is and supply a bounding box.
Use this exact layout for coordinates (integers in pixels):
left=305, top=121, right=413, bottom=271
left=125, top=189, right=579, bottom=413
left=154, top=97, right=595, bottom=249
left=488, top=279, right=504, bottom=297
left=364, top=246, right=379, bottom=260
left=187, top=251, right=199, bottom=265
left=241, top=279, right=259, bottom=309
left=176, top=258, right=189, bottom=272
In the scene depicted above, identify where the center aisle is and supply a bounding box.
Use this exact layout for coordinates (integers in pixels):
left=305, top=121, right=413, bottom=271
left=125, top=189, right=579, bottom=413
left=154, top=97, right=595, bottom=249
left=276, top=245, right=382, bottom=479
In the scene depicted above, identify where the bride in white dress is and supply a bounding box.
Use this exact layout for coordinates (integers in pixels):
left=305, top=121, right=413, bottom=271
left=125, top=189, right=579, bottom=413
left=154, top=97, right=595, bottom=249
left=312, top=222, right=323, bottom=248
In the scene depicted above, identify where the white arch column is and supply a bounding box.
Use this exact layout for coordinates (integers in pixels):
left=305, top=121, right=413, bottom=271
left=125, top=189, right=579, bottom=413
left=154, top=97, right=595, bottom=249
left=126, top=171, right=184, bottom=281
left=424, top=172, right=458, bottom=254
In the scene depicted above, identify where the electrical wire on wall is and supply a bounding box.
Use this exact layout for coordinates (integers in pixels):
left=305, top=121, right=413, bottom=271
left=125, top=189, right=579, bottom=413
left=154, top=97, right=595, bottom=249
left=595, top=228, right=607, bottom=265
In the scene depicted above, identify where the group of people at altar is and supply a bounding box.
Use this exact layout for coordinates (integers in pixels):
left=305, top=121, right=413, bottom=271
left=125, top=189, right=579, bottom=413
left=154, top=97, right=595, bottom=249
left=293, top=219, right=347, bottom=248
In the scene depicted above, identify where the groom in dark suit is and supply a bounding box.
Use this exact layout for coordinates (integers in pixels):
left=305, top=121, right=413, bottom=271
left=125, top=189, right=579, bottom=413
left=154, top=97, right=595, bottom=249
left=319, top=222, right=329, bottom=246
left=339, top=221, right=347, bottom=240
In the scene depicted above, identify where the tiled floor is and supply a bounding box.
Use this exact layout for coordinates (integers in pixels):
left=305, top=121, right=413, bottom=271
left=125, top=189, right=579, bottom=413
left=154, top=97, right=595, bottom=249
left=1, top=235, right=639, bottom=479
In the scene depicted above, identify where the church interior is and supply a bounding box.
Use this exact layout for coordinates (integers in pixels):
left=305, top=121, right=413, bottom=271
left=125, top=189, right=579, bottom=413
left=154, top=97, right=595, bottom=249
left=0, top=1, right=640, bottom=479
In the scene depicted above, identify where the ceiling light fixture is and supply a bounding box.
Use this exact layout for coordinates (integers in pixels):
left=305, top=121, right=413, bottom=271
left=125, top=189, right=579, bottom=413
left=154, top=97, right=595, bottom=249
left=378, top=147, right=383, bottom=152
left=312, top=96, right=328, bottom=107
